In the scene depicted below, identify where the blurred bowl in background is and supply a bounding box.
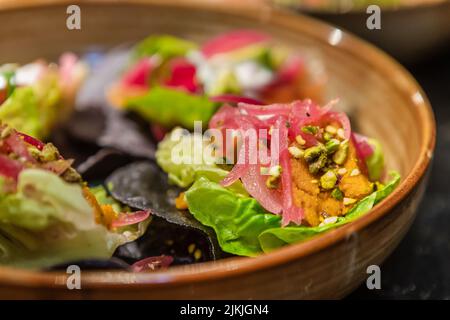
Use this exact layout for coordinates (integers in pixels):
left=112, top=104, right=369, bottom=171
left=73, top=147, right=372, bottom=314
left=272, top=0, right=450, bottom=64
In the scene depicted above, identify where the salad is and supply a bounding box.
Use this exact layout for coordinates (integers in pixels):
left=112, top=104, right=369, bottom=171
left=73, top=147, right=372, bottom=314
left=107, top=30, right=324, bottom=131
left=0, top=124, right=150, bottom=268
left=0, top=54, right=86, bottom=139
left=0, top=30, right=399, bottom=270
left=156, top=100, right=399, bottom=256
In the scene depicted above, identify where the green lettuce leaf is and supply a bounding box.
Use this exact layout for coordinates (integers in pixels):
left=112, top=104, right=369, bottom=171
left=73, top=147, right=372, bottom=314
left=0, top=169, right=148, bottom=269
left=134, top=35, right=197, bottom=60
left=366, top=138, right=384, bottom=181
left=258, top=171, right=401, bottom=252
left=0, top=87, right=42, bottom=138
left=156, top=129, right=247, bottom=195
left=125, top=86, right=217, bottom=129
left=185, top=172, right=400, bottom=256
left=0, top=71, right=62, bottom=139
left=185, top=177, right=280, bottom=257
left=33, top=71, right=62, bottom=138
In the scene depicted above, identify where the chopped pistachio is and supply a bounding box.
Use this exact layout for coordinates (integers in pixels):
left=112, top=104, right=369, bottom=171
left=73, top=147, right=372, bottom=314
left=188, top=243, right=196, bottom=254
left=320, top=170, right=337, bottom=190
left=350, top=168, right=360, bottom=177
left=325, top=139, right=340, bottom=154
left=337, top=128, right=346, bottom=140
left=374, top=181, right=385, bottom=191
left=332, top=140, right=349, bottom=165
left=319, top=216, right=338, bottom=227
left=301, top=125, right=319, bottom=135
left=343, top=197, right=357, bottom=206
left=295, top=135, right=306, bottom=146
left=320, top=211, right=330, bottom=220
left=308, top=153, right=327, bottom=174
left=61, top=167, right=82, bottom=183
left=39, top=143, right=60, bottom=162
left=304, top=144, right=326, bottom=163
left=325, top=125, right=337, bottom=135
left=269, top=165, right=282, bottom=177
left=337, top=168, right=347, bottom=175
left=331, top=188, right=344, bottom=200
left=288, top=146, right=303, bottom=159
left=266, top=175, right=280, bottom=189
left=323, top=132, right=333, bottom=141
left=28, top=147, right=41, bottom=160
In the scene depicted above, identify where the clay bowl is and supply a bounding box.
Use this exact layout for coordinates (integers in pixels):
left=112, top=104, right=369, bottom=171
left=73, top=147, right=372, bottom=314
left=0, top=0, right=435, bottom=299
left=271, top=0, right=450, bottom=63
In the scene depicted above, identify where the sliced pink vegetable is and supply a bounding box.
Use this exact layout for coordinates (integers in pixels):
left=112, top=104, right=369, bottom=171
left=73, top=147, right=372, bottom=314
left=131, top=255, right=174, bottom=272
left=0, top=154, right=23, bottom=181
left=211, top=94, right=263, bottom=106
left=241, top=164, right=283, bottom=214
left=121, top=58, right=153, bottom=88
left=164, top=58, right=198, bottom=93
left=220, top=116, right=256, bottom=186
left=220, top=134, right=249, bottom=187
left=274, top=117, right=303, bottom=226
left=238, top=101, right=292, bottom=117
left=322, top=111, right=351, bottom=140
left=352, top=133, right=374, bottom=160
left=209, top=105, right=240, bottom=130
left=17, top=132, right=45, bottom=151
left=4, top=131, right=35, bottom=163
left=351, top=133, right=373, bottom=176
left=111, top=210, right=151, bottom=228
left=201, top=30, right=270, bottom=58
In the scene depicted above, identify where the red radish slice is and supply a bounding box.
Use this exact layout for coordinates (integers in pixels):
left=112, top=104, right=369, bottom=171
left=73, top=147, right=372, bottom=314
left=121, top=58, right=153, bottom=88
left=164, top=58, right=198, bottom=93
left=131, top=255, right=174, bottom=272
left=201, top=30, right=270, bottom=58
left=111, top=210, right=151, bottom=228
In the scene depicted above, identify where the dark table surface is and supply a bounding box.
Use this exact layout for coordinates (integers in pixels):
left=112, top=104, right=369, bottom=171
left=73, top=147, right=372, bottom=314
left=347, top=48, right=450, bottom=300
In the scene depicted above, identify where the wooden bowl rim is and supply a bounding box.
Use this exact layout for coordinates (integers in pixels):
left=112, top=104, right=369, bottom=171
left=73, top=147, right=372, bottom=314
left=0, top=0, right=436, bottom=289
